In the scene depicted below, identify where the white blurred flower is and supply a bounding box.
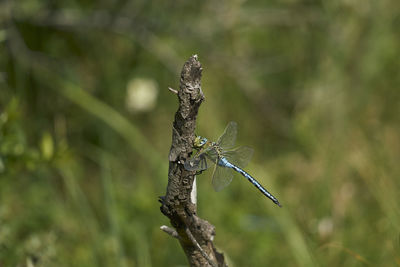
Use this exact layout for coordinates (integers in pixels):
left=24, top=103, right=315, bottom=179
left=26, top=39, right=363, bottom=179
left=318, top=217, right=334, bottom=239
left=125, top=78, right=158, bottom=113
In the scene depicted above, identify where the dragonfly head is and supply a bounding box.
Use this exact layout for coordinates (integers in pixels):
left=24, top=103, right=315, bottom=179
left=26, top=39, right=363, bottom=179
left=193, top=136, right=208, bottom=149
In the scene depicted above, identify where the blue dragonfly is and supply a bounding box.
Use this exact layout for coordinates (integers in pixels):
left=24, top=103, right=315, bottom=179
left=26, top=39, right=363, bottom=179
left=184, top=121, right=281, bottom=207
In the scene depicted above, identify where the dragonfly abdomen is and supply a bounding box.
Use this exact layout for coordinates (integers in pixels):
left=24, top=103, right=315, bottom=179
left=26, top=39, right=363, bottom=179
left=220, top=158, right=281, bottom=207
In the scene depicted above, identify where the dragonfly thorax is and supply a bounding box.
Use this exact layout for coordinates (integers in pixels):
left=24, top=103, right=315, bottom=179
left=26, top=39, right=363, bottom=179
left=211, top=142, right=223, bottom=157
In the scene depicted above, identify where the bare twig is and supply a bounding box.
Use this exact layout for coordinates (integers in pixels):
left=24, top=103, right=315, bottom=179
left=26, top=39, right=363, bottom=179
left=160, top=225, right=180, bottom=239
left=168, top=87, right=178, bottom=94
left=160, top=55, right=226, bottom=267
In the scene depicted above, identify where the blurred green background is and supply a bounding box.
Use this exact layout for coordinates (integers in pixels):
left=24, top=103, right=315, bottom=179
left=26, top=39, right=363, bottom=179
left=1, top=0, right=400, bottom=266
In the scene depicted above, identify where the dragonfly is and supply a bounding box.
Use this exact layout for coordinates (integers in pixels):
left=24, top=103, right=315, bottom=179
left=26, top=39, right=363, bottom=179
left=184, top=121, right=281, bottom=207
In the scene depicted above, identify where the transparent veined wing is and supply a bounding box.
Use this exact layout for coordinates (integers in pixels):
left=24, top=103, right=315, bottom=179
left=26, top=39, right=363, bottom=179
left=204, top=146, right=219, bottom=163
left=184, top=153, right=209, bottom=171
left=212, top=164, right=234, bottom=192
left=184, top=145, right=219, bottom=171
left=223, top=146, right=254, bottom=169
left=217, top=121, right=237, bottom=150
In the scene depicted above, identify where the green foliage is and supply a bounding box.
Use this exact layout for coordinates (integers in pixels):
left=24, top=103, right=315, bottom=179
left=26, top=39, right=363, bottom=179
left=1, top=0, right=400, bottom=266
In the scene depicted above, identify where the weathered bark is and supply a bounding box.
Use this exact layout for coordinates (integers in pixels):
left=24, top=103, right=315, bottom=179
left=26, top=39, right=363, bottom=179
left=160, top=55, right=226, bottom=267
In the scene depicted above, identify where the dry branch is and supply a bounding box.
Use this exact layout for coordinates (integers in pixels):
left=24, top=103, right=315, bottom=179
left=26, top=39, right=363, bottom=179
left=160, top=55, right=226, bottom=267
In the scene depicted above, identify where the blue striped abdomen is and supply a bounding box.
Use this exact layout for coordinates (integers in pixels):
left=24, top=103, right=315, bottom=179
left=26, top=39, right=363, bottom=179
left=218, top=157, right=281, bottom=207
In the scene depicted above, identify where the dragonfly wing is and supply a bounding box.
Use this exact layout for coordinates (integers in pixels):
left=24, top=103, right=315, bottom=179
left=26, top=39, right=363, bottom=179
left=212, top=164, right=233, bottom=192
left=223, top=146, right=254, bottom=169
left=204, top=146, right=219, bottom=162
left=217, top=121, right=237, bottom=150
left=184, top=153, right=209, bottom=171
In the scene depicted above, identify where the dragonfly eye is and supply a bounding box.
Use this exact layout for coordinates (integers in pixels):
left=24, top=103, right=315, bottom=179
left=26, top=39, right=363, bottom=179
left=194, top=136, right=207, bottom=148
left=200, top=138, right=207, bottom=146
